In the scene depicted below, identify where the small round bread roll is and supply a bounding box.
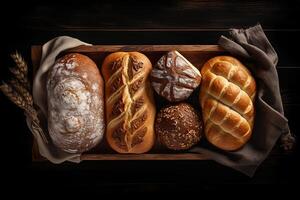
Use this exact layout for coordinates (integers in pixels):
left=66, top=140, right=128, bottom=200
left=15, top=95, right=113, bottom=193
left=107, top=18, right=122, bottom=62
left=47, top=53, right=105, bottom=153
left=155, top=103, right=203, bottom=150
left=150, top=50, right=201, bottom=102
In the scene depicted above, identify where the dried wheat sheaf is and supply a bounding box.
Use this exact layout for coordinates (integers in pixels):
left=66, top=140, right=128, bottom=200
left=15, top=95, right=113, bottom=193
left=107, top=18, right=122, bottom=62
left=0, top=52, right=48, bottom=143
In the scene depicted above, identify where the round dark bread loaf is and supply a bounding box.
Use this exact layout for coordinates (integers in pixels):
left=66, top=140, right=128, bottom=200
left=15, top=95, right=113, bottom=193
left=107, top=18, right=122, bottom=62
left=47, top=53, right=105, bottom=153
left=155, top=103, right=203, bottom=150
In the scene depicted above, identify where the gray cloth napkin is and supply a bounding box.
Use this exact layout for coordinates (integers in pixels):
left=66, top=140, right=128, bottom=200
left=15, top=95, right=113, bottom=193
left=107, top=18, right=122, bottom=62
left=190, top=24, right=291, bottom=177
left=29, top=36, right=91, bottom=163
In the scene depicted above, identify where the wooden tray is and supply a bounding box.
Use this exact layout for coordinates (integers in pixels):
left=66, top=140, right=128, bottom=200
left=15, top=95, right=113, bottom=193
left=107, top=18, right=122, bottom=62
left=31, top=45, right=226, bottom=161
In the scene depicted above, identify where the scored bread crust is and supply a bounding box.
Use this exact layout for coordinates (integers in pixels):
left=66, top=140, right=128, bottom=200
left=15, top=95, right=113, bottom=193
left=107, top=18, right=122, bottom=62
left=199, top=56, right=256, bottom=151
left=101, top=52, right=156, bottom=153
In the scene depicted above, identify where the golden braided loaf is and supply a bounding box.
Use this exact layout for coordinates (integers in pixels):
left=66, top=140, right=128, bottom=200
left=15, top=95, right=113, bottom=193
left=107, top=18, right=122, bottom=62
left=199, top=56, right=256, bottom=151
left=102, top=52, right=156, bottom=153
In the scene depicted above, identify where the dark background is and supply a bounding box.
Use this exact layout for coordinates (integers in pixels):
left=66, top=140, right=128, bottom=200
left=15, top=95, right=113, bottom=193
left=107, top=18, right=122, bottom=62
left=0, top=0, right=299, bottom=193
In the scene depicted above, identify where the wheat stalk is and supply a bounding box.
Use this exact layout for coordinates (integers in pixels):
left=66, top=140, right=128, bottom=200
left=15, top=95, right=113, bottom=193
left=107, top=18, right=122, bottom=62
left=0, top=83, right=28, bottom=110
left=11, top=51, right=28, bottom=75
left=9, top=67, right=29, bottom=88
left=1, top=82, right=48, bottom=143
left=0, top=52, right=48, bottom=144
left=10, top=51, right=30, bottom=90
left=10, top=79, right=33, bottom=106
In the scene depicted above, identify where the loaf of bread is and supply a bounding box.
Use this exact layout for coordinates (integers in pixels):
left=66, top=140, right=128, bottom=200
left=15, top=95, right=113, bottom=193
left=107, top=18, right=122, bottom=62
left=155, top=103, right=203, bottom=150
left=150, top=50, right=201, bottom=102
left=199, top=56, right=256, bottom=151
left=101, top=52, right=156, bottom=153
left=47, top=53, right=105, bottom=153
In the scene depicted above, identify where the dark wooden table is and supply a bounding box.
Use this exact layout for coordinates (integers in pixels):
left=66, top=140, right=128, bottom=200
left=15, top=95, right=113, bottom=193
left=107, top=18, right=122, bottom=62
left=0, top=0, right=299, bottom=193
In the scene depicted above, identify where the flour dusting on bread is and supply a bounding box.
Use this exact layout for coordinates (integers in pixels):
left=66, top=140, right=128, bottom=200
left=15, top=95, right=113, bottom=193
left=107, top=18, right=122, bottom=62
left=47, top=53, right=105, bottom=153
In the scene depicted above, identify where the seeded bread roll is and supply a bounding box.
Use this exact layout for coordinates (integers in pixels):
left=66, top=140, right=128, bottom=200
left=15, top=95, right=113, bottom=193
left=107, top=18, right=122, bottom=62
left=47, top=53, right=105, bottom=153
left=155, top=103, right=203, bottom=150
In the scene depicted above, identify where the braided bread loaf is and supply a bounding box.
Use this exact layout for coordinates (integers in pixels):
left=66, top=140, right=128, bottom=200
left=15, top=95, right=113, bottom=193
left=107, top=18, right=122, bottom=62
left=199, top=56, right=256, bottom=151
left=101, top=52, right=156, bottom=153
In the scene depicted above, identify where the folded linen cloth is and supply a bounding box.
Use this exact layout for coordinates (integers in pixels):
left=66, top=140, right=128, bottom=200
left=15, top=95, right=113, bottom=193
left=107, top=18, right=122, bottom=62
left=28, top=36, right=91, bottom=163
left=190, top=24, right=293, bottom=177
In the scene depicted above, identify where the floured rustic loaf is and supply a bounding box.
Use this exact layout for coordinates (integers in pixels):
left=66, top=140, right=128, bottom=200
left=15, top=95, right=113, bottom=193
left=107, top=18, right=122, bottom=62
left=150, top=50, right=201, bottom=102
left=101, top=52, right=156, bottom=153
left=199, top=56, right=256, bottom=151
left=47, top=53, right=105, bottom=153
